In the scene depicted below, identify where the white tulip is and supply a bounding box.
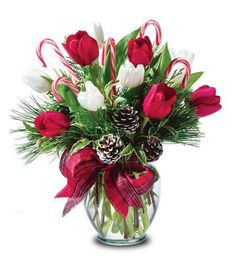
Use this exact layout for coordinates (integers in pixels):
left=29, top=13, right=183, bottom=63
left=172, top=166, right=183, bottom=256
left=77, top=81, right=104, bottom=111
left=170, top=49, right=195, bottom=63
left=93, top=22, right=104, bottom=49
left=167, top=49, right=195, bottom=84
left=119, top=62, right=145, bottom=89
left=22, top=67, right=51, bottom=93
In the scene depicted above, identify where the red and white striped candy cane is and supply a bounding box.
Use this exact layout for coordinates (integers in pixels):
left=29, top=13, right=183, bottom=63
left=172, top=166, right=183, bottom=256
left=139, top=19, right=162, bottom=45
left=51, top=77, right=79, bottom=102
left=36, top=38, right=79, bottom=82
left=101, top=37, right=116, bottom=94
left=165, top=58, right=191, bottom=88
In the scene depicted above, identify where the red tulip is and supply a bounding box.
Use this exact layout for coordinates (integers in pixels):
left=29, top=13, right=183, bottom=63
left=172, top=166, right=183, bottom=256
left=63, top=31, right=99, bottom=66
left=128, top=36, right=153, bottom=66
left=34, top=111, right=70, bottom=137
left=143, top=83, right=177, bottom=119
left=190, top=85, right=222, bottom=117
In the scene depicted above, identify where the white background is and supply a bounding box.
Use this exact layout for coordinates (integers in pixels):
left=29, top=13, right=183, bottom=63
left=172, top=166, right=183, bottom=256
left=0, top=0, right=236, bottom=261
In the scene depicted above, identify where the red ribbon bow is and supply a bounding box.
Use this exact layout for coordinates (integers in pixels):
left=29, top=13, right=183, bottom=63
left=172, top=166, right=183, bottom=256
left=56, top=147, right=157, bottom=218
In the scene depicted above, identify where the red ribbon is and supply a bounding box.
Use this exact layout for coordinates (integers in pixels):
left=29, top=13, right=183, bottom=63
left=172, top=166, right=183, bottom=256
left=56, top=147, right=157, bottom=218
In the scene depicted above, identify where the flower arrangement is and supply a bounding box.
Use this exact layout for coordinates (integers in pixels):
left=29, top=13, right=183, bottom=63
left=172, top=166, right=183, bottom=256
left=12, top=20, right=221, bottom=246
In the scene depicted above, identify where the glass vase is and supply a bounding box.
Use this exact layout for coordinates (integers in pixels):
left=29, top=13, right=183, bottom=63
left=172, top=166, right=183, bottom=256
left=84, top=167, right=161, bottom=246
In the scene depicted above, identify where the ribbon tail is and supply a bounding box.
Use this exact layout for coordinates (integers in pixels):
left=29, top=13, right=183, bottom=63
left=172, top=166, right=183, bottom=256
left=55, top=186, right=69, bottom=198
left=62, top=198, right=83, bottom=217
left=105, top=166, right=143, bottom=219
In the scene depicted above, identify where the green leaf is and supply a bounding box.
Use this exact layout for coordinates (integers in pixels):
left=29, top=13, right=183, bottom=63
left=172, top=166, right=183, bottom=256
left=58, top=84, right=80, bottom=113
left=36, top=138, right=53, bottom=152
left=103, top=27, right=140, bottom=84
left=74, top=107, right=109, bottom=134
left=134, top=148, right=147, bottom=165
left=116, top=27, right=140, bottom=74
left=158, top=43, right=171, bottom=79
left=74, top=107, right=96, bottom=132
left=149, top=47, right=162, bottom=68
left=87, top=61, right=103, bottom=88
left=187, top=72, right=204, bottom=88
left=93, top=140, right=99, bottom=149
left=41, top=76, right=53, bottom=84
left=71, top=138, right=90, bottom=154
left=114, top=96, right=127, bottom=105
left=121, top=85, right=143, bottom=103
left=95, top=109, right=108, bottom=128
left=104, top=82, right=116, bottom=99
left=120, top=144, right=133, bottom=157
left=23, top=122, right=38, bottom=133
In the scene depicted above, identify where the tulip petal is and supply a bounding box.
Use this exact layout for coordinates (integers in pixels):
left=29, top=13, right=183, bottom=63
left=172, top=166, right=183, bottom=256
left=62, top=43, right=81, bottom=64
left=69, top=39, right=79, bottom=54
left=153, top=102, right=172, bottom=119
left=128, top=37, right=153, bottom=66
left=191, top=85, right=216, bottom=101
left=196, top=103, right=222, bottom=117
left=131, top=49, right=151, bottom=66
left=78, top=35, right=99, bottom=66
left=34, top=111, right=70, bottom=137
left=194, top=95, right=221, bottom=106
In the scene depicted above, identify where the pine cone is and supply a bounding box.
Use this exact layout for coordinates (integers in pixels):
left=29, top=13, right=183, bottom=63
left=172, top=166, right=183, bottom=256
left=112, top=106, right=139, bottom=134
left=97, top=134, right=123, bottom=164
left=139, top=137, right=163, bottom=162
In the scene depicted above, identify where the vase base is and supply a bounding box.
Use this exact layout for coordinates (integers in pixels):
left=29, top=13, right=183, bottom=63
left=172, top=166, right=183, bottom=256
left=96, top=235, right=147, bottom=247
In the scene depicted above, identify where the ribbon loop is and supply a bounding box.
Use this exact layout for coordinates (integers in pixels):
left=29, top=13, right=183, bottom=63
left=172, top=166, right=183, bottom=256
left=56, top=147, right=157, bottom=218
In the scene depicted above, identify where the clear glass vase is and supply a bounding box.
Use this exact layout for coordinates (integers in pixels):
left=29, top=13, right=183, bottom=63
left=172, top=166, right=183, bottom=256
left=84, top=167, right=161, bottom=246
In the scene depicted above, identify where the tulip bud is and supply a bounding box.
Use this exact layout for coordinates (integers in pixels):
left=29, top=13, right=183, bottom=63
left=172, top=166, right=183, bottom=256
left=190, top=85, right=222, bottom=117
left=77, top=81, right=104, bottom=111
left=143, top=83, right=177, bottom=119
left=22, top=67, right=51, bottom=93
left=119, top=62, right=145, bottom=89
left=92, top=22, right=104, bottom=49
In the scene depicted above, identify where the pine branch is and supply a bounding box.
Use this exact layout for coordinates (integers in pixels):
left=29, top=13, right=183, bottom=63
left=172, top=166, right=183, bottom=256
left=11, top=96, right=52, bottom=123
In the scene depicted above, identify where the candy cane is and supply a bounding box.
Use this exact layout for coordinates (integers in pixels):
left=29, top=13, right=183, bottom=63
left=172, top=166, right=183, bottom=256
left=36, top=38, right=79, bottom=82
left=165, top=58, right=191, bottom=88
left=139, top=19, right=162, bottom=45
left=101, top=38, right=116, bottom=95
left=51, top=77, right=79, bottom=102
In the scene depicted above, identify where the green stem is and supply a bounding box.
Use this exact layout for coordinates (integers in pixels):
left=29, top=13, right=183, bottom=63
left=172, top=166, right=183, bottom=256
left=134, top=208, right=139, bottom=231
left=95, top=180, right=99, bottom=207
left=124, top=221, right=129, bottom=239
left=140, top=117, right=149, bottom=134
left=141, top=196, right=150, bottom=231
